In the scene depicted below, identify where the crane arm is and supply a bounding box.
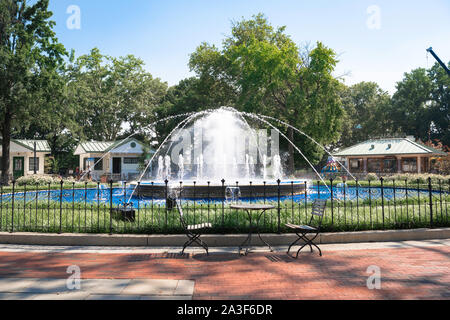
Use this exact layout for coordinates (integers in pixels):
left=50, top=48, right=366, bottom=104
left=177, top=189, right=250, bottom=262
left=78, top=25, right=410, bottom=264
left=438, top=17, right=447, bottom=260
left=427, top=47, right=450, bottom=77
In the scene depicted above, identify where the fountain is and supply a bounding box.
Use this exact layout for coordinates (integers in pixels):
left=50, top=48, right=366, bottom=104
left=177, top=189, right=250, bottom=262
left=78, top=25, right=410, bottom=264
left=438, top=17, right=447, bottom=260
left=131, top=107, right=308, bottom=199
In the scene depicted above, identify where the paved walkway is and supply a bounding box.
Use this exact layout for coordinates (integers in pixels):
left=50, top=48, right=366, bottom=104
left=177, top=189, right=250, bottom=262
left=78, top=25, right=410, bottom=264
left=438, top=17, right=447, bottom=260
left=0, top=240, right=449, bottom=300
left=0, top=278, right=194, bottom=300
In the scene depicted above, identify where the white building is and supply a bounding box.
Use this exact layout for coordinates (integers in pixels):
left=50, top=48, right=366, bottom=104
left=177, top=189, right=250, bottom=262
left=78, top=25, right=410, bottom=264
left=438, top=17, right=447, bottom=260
left=0, top=140, right=51, bottom=179
left=74, top=139, right=153, bottom=181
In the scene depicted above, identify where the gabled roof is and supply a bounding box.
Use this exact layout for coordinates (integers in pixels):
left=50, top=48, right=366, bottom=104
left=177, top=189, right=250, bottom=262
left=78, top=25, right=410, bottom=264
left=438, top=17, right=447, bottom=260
left=12, top=140, right=51, bottom=153
left=75, top=138, right=151, bottom=154
left=77, top=141, right=116, bottom=153
left=333, top=138, right=448, bottom=157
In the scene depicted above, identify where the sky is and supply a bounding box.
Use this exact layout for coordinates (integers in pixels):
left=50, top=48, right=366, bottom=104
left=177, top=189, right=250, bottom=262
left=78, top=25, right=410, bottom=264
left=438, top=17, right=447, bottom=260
left=48, top=0, right=450, bottom=94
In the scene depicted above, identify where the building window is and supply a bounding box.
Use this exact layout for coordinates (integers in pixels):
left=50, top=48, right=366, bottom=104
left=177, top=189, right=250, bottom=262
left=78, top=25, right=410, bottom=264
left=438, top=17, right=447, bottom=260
left=421, top=158, right=429, bottom=173
left=383, top=158, right=397, bottom=173
left=29, top=157, right=39, bottom=172
left=123, top=157, right=139, bottom=164
left=83, top=158, right=103, bottom=171
left=402, top=158, right=417, bottom=173
left=367, top=159, right=382, bottom=173
left=94, top=158, right=103, bottom=171
left=349, top=159, right=363, bottom=172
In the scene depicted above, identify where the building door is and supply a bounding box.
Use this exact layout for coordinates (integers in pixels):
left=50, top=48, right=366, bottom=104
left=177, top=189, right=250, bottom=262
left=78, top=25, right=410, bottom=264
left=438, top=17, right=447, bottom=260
left=113, top=158, right=122, bottom=175
left=13, top=157, right=25, bottom=179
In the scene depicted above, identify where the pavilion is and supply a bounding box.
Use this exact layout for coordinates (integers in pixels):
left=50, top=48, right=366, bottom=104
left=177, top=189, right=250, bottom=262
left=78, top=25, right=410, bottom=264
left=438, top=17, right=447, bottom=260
left=333, top=137, right=447, bottom=174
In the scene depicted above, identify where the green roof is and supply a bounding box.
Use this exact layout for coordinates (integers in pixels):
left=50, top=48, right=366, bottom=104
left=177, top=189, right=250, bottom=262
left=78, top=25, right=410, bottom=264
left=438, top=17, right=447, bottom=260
left=333, top=138, right=447, bottom=157
left=76, top=138, right=152, bottom=154
left=78, top=141, right=117, bottom=153
left=12, top=140, right=51, bottom=153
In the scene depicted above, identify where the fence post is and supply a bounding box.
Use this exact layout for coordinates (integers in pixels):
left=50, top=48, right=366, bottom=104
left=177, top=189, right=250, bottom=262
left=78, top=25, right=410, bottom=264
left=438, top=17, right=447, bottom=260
left=368, top=180, right=372, bottom=227
left=164, top=179, right=169, bottom=231
left=72, top=182, right=75, bottom=233
left=137, top=181, right=141, bottom=231
left=123, top=181, right=127, bottom=205
left=317, top=181, right=320, bottom=198
left=23, top=183, right=27, bottom=229
left=59, top=180, right=63, bottom=234
left=380, top=177, right=385, bottom=228
left=207, top=181, right=210, bottom=222
left=330, top=178, right=334, bottom=225
left=405, top=179, right=409, bottom=223
left=356, top=180, right=360, bottom=226
left=11, top=180, right=15, bottom=233
left=439, top=179, right=443, bottom=222
left=0, top=185, right=3, bottom=230
left=221, top=179, right=225, bottom=231
left=277, top=179, right=281, bottom=234
left=109, top=180, right=113, bottom=235
left=304, top=181, right=307, bottom=225
left=428, top=177, right=433, bottom=227
left=263, top=181, right=266, bottom=204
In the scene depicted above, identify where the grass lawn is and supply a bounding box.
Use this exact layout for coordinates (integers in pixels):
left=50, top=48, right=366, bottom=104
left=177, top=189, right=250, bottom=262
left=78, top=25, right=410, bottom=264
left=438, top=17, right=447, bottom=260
left=0, top=195, right=448, bottom=235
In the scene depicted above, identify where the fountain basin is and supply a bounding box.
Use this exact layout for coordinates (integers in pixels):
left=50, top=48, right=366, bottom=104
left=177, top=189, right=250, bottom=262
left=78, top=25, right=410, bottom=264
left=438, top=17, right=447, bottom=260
left=132, top=180, right=308, bottom=199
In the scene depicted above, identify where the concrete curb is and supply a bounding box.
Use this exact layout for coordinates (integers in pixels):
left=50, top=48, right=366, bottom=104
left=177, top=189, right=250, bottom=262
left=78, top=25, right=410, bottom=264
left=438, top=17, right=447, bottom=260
left=0, top=228, right=449, bottom=247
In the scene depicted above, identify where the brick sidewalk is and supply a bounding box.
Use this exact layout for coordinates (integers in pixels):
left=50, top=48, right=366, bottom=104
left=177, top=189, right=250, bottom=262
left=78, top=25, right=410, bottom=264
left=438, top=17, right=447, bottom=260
left=0, top=244, right=449, bottom=300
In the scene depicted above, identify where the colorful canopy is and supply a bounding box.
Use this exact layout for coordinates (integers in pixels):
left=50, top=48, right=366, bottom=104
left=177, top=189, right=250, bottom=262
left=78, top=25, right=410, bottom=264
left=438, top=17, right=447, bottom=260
left=322, top=159, right=340, bottom=174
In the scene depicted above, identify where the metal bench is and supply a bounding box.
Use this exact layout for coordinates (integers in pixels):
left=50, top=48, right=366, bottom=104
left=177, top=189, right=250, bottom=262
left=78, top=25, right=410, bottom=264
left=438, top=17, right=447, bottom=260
left=286, top=199, right=327, bottom=258
left=175, top=198, right=212, bottom=256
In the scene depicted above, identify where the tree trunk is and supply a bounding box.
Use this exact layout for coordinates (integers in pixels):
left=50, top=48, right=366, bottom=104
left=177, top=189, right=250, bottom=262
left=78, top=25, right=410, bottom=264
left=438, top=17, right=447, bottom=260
left=288, top=127, right=295, bottom=176
left=1, top=111, right=12, bottom=185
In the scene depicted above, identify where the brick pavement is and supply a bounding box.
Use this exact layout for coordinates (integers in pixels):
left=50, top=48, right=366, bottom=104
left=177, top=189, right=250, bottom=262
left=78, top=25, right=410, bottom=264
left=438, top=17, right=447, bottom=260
left=0, top=241, right=448, bottom=300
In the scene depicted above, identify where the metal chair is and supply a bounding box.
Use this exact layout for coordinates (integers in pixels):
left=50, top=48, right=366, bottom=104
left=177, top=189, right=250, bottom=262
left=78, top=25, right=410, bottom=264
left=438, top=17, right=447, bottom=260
left=285, top=199, right=327, bottom=258
left=174, top=198, right=212, bottom=256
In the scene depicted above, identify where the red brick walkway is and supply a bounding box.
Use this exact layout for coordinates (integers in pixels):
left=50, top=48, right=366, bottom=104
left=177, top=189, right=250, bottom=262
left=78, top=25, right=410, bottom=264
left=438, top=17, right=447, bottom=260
left=0, top=245, right=449, bottom=300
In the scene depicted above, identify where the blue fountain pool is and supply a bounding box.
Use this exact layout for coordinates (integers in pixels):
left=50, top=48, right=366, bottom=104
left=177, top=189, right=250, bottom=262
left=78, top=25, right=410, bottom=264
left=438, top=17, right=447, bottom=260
left=1, top=185, right=445, bottom=207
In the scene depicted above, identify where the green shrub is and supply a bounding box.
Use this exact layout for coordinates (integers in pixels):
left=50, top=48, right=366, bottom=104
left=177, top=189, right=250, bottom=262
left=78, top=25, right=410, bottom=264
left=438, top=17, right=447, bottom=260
left=366, top=173, right=378, bottom=181
left=16, top=174, right=59, bottom=186
left=385, top=173, right=449, bottom=184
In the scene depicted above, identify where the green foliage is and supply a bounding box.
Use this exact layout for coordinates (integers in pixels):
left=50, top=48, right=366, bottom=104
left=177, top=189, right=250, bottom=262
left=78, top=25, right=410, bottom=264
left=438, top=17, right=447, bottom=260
left=0, top=0, right=67, bottom=184
left=67, top=48, right=168, bottom=142
left=366, top=173, right=379, bottom=181
left=390, top=68, right=433, bottom=142
left=390, top=63, right=450, bottom=146
left=188, top=14, right=345, bottom=173
left=15, top=174, right=58, bottom=186
left=338, top=82, right=392, bottom=148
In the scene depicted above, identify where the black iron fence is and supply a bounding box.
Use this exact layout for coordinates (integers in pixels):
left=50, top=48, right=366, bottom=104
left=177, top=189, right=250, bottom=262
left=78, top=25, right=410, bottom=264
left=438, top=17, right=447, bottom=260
left=0, top=177, right=448, bottom=235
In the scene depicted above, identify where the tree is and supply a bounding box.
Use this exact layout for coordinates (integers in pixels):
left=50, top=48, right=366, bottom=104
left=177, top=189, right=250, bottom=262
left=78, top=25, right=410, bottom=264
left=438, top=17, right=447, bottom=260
left=390, top=62, right=449, bottom=146
left=154, top=77, right=237, bottom=143
left=428, top=63, right=450, bottom=146
left=0, top=0, right=66, bottom=184
left=424, top=139, right=449, bottom=174
left=390, top=68, right=433, bottom=142
left=189, top=14, right=344, bottom=174
left=68, top=48, right=167, bottom=142
left=14, top=61, right=79, bottom=173
left=338, top=82, right=392, bottom=148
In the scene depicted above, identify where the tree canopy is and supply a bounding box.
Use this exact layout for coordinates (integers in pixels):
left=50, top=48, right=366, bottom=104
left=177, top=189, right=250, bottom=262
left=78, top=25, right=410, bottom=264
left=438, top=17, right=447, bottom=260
left=188, top=14, right=345, bottom=174
left=1, top=8, right=449, bottom=181
left=0, top=0, right=66, bottom=183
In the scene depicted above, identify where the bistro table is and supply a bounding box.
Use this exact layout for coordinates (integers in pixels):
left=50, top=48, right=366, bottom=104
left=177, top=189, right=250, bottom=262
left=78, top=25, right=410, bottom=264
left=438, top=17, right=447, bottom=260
left=230, top=204, right=275, bottom=255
